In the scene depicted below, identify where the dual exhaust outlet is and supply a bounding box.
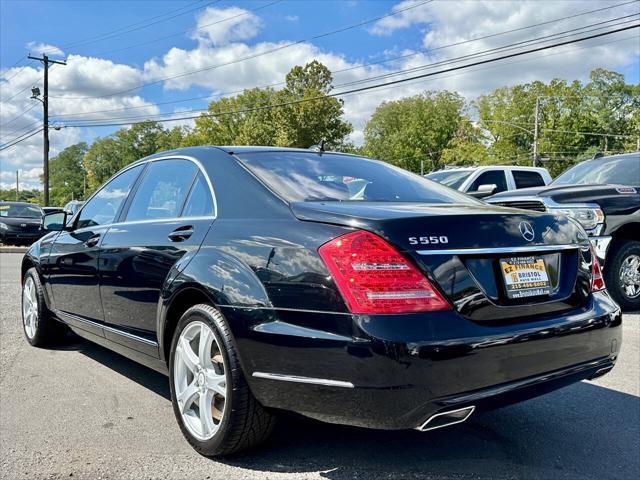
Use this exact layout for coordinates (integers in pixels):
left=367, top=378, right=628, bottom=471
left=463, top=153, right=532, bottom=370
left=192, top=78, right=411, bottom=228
left=416, top=406, right=475, bottom=432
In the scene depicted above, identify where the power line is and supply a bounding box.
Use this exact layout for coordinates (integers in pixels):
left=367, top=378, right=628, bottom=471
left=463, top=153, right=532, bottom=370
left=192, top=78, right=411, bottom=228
left=56, top=22, right=639, bottom=126
left=90, top=0, right=284, bottom=58
left=48, top=0, right=435, bottom=100
left=47, top=12, right=637, bottom=122
left=57, top=24, right=639, bottom=130
left=0, top=103, right=39, bottom=132
left=49, top=0, right=216, bottom=52
left=0, top=127, right=44, bottom=151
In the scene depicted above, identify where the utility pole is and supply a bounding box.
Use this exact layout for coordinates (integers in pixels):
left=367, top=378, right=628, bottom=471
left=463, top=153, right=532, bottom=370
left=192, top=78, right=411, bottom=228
left=532, top=97, right=540, bottom=168
left=16, top=171, right=19, bottom=201
left=28, top=54, right=66, bottom=206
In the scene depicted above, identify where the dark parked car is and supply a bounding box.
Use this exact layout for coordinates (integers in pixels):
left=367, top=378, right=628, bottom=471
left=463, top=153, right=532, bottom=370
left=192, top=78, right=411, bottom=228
left=488, top=152, right=640, bottom=310
left=0, top=202, right=44, bottom=245
left=22, top=147, right=621, bottom=456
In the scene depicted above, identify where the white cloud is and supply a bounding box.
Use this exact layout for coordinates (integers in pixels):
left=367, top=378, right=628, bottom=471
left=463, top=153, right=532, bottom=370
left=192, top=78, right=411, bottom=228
left=26, top=41, right=64, bottom=57
left=285, top=15, right=299, bottom=22
left=3, top=1, right=639, bottom=190
left=191, top=6, right=262, bottom=46
left=1, top=50, right=158, bottom=189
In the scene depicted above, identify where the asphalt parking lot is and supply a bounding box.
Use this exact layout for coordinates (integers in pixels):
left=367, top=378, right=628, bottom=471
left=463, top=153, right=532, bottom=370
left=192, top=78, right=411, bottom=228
left=0, top=252, right=638, bottom=480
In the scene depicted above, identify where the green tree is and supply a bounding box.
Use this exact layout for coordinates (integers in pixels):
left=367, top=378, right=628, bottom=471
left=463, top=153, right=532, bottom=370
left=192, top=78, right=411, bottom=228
left=362, top=91, right=476, bottom=172
left=83, top=121, right=186, bottom=192
left=476, top=69, right=639, bottom=176
left=47, top=142, right=88, bottom=205
left=187, top=61, right=352, bottom=149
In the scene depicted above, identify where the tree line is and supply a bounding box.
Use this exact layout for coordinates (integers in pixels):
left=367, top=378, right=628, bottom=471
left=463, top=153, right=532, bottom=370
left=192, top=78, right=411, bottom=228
left=2, top=62, right=637, bottom=205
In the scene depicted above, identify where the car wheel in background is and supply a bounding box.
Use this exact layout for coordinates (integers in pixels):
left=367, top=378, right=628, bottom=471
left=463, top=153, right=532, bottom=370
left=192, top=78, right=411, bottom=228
left=169, top=304, right=275, bottom=456
left=604, top=240, right=640, bottom=311
left=22, top=267, right=67, bottom=347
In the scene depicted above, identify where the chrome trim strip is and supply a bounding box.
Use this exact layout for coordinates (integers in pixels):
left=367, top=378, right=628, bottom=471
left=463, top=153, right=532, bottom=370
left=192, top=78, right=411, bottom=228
left=252, top=372, right=355, bottom=388
left=56, top=311, right=158, bottom=347
left=218, top=305, right=353, bottom=316
left=416, top=244, right=580, bottom=255
left=417, top=406, right=475, bottom=432
left=69, top=153, right=218, bottom=232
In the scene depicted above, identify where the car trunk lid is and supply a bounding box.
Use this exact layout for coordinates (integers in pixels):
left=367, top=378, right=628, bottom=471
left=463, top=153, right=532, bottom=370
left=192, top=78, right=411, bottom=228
left=291, top=202, right=592, bottom=322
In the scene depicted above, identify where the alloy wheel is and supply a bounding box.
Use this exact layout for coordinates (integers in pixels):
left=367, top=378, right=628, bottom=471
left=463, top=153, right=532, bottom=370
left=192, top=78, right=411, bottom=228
left=173, top=321, right=227, bottom=441
left=619, top=254, right=640, bottom=299
left=22, top=277, right=38, bottom=339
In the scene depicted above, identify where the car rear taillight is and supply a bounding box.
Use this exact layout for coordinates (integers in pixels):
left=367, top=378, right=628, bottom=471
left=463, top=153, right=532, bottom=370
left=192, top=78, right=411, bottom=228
left=318, top=230, right=450, bottom=314
left=590, top=246, right=605, bottom=292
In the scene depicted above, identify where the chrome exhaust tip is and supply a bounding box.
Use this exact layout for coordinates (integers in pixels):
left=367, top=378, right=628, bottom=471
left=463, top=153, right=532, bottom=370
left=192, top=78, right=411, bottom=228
left=416, top=406, right=475, bottom=432
left=589, top=366, right=614, bottom=380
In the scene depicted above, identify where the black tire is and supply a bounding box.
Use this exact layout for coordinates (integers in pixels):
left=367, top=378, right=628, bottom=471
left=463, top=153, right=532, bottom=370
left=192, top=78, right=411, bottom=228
left=168, top=304, right=275, bottom=456
left=21, top=267, right=67, bottom=347
left=603, top=240, right=640, bottom=311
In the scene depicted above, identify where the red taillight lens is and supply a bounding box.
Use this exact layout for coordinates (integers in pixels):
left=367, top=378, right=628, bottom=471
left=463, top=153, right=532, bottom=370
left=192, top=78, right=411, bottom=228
left=318, top=230, right=451, bottom=314
left=590, top=246, right=606, bottom=292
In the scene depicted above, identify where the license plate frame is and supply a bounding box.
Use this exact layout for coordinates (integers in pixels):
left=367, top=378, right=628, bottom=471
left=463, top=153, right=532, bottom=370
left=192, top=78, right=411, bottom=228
left=499, top=255, right=551, bottom=299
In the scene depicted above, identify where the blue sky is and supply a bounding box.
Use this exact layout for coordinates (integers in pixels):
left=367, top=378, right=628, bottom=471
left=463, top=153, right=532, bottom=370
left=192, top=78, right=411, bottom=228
left=1, top=0, right=639, bottom=190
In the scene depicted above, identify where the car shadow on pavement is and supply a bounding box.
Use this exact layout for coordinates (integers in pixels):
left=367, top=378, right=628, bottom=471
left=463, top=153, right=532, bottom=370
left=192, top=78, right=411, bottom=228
left=72, top=335, right=639, bottom=480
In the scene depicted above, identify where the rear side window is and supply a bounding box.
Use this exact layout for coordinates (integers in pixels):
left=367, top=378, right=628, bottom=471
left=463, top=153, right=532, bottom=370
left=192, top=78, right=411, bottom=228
left=181, top=172, right=214, bottom=217
left=236, top=152, right=478, bottom=205
left=126, top=159, right=197, bottom=221
left=467, top=170, right=508, bottom=193
left=513, top=170, right=546, bottom=188
left=76, top=165, right=143, bottom=229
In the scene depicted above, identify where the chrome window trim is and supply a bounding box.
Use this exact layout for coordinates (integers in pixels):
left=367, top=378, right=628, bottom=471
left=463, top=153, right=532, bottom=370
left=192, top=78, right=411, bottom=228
left=416, top=244, right=580, bottom=255
left=70, top=154, right=218, bottom=233
left=252, top=372, right=354, bottom=388
left=57, top=310, right=158, bottom=347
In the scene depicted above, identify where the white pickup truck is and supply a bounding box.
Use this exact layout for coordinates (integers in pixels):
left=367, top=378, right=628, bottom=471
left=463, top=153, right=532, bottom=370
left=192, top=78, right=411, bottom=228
left=426, top=166, right=552, bottom=199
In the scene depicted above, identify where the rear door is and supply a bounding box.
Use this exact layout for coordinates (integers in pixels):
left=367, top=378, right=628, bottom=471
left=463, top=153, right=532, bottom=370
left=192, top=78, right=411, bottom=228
left=48, top=164, right=144, bottom=334
left=98, top=158, right=215, bottom=354
left=512, top=169, right=547, bottom=189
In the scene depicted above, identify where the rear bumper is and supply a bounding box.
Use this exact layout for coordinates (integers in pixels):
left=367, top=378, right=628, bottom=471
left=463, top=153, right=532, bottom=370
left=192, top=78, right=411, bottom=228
left=236, top=291, right=621, bottom=430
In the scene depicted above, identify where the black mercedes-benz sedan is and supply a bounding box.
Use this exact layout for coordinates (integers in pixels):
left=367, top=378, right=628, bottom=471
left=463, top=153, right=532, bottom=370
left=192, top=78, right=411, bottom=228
left=0, top=201, right=45, bottom=245
left=22, top=146, right=621, bottom=456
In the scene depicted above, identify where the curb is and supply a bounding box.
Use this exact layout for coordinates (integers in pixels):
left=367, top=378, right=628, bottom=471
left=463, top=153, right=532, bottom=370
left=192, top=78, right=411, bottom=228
left=0, top=246, right=28, bottom=253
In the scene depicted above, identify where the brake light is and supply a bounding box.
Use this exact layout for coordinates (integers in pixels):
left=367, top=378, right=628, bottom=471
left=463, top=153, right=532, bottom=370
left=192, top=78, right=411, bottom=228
left=590, top=246, right=605, bottom=292
left=318, top=230, right=450, bottom=314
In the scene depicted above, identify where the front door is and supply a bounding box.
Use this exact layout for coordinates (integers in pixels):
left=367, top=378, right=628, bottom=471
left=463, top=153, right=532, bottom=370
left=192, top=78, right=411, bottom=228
left=98, top=159, right=215, bottom=354
left=48, top=164, right=144, bottom=334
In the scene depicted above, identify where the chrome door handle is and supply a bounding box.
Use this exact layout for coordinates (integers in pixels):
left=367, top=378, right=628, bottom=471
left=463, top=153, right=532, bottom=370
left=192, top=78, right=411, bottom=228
left=85, top=234, right=101, bottom=247
left=168, top=226, right=194, bottom=242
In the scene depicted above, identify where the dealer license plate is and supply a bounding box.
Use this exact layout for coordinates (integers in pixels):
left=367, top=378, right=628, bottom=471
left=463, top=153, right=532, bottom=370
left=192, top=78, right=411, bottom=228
left=500, top=256, right=551, bottom=299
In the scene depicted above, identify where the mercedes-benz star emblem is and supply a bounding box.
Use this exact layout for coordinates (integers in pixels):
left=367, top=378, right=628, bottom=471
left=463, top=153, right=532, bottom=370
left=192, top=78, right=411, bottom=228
left=519, top=221, right=535, bottom=241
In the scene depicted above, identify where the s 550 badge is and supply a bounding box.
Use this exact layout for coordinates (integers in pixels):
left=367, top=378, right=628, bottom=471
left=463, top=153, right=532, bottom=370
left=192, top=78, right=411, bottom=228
left=409, top=236, right=449, bottom=245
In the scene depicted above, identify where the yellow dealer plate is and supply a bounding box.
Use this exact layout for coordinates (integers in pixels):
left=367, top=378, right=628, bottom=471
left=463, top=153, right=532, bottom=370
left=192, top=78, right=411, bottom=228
left=500, top=256, right=551, bottom=299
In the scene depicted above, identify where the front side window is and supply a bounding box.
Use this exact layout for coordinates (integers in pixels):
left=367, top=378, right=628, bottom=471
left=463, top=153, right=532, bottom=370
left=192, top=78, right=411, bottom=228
left=126, top=159, right=197, bottom=221
left=76, top=165, right=143, bottom=229
left=182, top=172, right=214, bottom=217
left=513, top=170, right=546, bottom=189
left=236, top=152, right=479, bottom=205
left=467, top=170, right=508, bottom=193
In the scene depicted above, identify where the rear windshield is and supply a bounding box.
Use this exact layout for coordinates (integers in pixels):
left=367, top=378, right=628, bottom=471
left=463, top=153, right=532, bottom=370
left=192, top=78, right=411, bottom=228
left=236, top=151, right=479, bottom=204
left=425, top=170, right=472, bottom=189
left=0, top=203, right=43, bottom=218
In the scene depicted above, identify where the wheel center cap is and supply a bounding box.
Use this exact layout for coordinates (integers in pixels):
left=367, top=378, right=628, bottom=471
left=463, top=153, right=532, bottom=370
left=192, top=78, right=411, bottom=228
left=197, top=372, right=205, bottom=387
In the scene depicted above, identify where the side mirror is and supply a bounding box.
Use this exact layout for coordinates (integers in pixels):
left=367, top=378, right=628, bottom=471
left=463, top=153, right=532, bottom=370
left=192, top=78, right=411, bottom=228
left=43, top=211, right=69, bottom=231
left=468, top=184, right=498, bottom=199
